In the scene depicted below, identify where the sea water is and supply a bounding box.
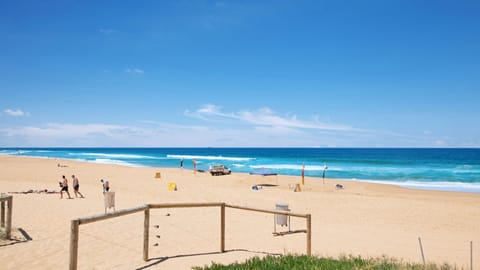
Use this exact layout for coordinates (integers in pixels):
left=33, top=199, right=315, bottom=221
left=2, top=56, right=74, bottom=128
left=1, top=148, right=479, bottom=193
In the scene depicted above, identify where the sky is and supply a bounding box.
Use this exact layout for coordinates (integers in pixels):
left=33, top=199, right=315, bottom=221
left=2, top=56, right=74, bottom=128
left=1, top=0, right=479, bottom=147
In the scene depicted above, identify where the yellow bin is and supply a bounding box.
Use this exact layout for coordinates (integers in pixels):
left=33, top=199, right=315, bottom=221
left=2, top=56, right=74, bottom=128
left=168, top=182, right=177, bottom=191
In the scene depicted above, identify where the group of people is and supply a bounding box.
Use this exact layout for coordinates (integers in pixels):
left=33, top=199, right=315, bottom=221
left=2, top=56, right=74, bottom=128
left=59, top=175, right=111, bottom=199
left=59, top=175, right=84, bottom=199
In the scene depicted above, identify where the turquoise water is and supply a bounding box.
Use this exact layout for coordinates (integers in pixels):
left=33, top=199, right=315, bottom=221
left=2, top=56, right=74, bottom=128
left=1, top=148, right=479, bottom=193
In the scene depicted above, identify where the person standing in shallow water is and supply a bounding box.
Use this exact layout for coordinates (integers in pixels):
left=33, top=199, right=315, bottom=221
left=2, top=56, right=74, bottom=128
left=60, top=175, right=72, bottom=199
left=71, top=175, right=84, bottom=198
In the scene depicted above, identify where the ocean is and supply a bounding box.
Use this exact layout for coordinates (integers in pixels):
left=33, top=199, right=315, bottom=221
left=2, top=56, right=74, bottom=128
left=1, top=148, right=479, bottom=193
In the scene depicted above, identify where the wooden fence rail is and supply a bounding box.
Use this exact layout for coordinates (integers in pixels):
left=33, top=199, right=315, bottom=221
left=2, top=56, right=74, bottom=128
left=69, top=202, right=311, bottom=270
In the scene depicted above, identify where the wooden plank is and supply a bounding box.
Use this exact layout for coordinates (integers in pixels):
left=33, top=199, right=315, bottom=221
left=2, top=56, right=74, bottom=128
left=69, top=219, right=80, bottom=270
left=143, top=208, right=150, bottom=261
left=306, top=214, right=311, bottom=256
left=69, top=202, right=313, bottom=268
left=6, top=197, right=12, bottom=239
left=220, top=203, right=225, bottom=252
left=225, top=204, right=309, bottom=218
left=78, top=205, right=147, bottom=225
left=1, top=201, right=4, bottom=228
left=149, top=202, right=223, bottom=209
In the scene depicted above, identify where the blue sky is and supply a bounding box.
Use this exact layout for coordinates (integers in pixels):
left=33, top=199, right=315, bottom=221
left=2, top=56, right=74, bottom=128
left=1, top=0, right=479, bottom=147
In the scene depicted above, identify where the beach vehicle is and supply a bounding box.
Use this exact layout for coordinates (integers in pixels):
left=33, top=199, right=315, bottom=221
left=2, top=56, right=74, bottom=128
left=208, top=165, right=231, bottom=176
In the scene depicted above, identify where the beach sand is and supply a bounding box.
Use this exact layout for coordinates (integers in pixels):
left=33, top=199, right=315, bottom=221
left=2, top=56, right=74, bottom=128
left=0, top=155, right=479, bottom=269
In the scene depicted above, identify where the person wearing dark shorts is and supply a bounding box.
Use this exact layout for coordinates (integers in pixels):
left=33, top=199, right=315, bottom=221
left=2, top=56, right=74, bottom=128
left=60, top=175, right=72, bottom=199
left=100, top=179, right=110, bottom=193
left=72, top=175, right=84, bottom=198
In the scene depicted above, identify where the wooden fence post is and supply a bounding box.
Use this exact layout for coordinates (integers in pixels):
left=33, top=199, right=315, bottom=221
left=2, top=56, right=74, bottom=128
left=1, top=201, right=5, bottom=228
left=67, top=203, right=309, bottom=268
left=471, top=241, right=473, bottom=270
left=221, top=203, right=225, bottom=252
left=69, top=219, right=80, bottom=270
left=306, top=214, right=311, bottom=256
left=418, top=237, right=425, bottom=265
left=6, top=196, right=12, bottom=239
left=143, top=207, right=150, bottom=261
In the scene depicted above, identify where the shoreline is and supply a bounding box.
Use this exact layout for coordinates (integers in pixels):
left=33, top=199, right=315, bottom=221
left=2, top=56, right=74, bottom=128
left=2, top=152, right=479, bottom=194
left=1, top=155, right=479, bottom=269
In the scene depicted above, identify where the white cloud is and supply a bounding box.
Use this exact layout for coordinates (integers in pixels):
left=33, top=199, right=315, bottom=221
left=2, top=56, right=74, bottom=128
left=4, top=109, right=29, bottom=117
left=186, top=104, right=360, bottom=132
left=434, top=139, right=447, bottom=146
left=0, top=123, right=143, bottom=146
left=0, top=118, right=462, bottom=147
left=1, top=105, right=456, bottom=147
left=125, top=68, right=144, bottom=74
left=99, top=28, right=116, bottom=35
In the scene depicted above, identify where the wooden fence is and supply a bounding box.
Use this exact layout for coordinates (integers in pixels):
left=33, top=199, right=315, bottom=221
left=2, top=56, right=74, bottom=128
left=0, top=194, right=13, bottom=239
left=69, top=202, right=311, bottom=270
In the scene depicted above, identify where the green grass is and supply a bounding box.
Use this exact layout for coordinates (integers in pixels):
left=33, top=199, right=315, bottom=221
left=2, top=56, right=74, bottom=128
left=193, top=255, right=457, bottom=270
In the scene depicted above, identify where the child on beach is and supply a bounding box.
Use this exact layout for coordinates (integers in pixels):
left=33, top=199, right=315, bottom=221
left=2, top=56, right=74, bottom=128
left=71, top=175, right=84, bottom=198
left=60, top=175, right=72, bottom=199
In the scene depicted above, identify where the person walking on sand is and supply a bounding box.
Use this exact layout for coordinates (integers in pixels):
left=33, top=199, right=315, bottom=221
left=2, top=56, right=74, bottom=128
left=60, top=175, right=72, bottom=199
left=71, top=175, right=84, bottom=198
left=100, top=179, right=110, bottom=193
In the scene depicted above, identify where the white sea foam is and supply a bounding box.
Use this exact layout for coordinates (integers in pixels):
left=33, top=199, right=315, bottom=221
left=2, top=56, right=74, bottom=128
left=166, top=154, right=253, bottom=162
left=360, top=179, right=480, bottom=193
left=0, top=150, right=30, bottom=155
left=232, top=164, right=245, bottom=168
left=75, top=153, right=160, bottom=159
left=250, top=164, right=329, bottom=171
left=91, top=158, right=144, bottom=167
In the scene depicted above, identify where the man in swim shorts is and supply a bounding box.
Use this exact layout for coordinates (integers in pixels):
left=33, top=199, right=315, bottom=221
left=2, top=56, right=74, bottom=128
left=60, top=175, right=72, bottom=199
left=100, top=179, right=110, bottom=193
left=72, top=175, right=84, bottom=198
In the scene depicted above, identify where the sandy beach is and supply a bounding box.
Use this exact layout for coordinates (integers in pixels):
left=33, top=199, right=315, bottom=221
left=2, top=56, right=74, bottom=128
left=0, top=155, right=479, bottom=269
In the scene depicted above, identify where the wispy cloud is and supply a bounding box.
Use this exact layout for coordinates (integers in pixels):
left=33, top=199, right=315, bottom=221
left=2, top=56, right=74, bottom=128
left=185, top=104, right=360, bottom=132
left=99, top=28, right=117, bottom=35
left=0, top=118, right=462, bottom=147
left=3, top=109, right=29, bottom=117
left=0, top=123, right=144, bottom=147
left=125, top=68, right=144, bottom=74
left=2, top=123, right=138, bottom=137
left=0, top=105, right=454, bottom=147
